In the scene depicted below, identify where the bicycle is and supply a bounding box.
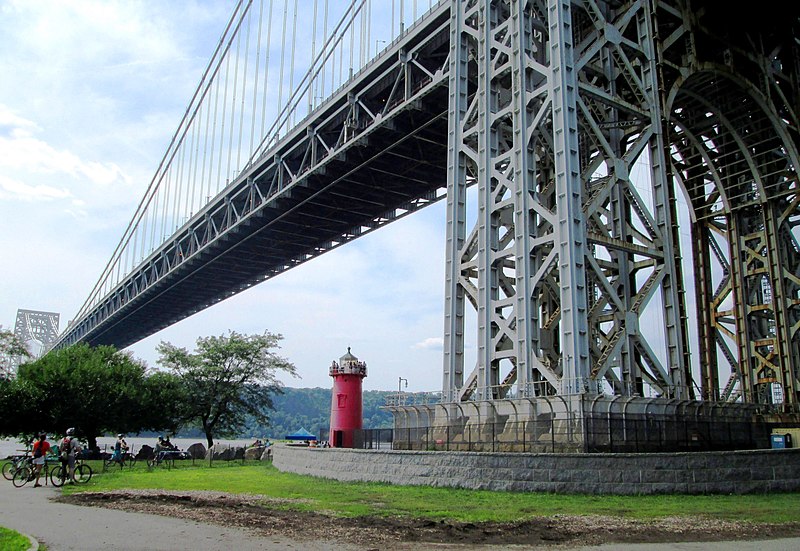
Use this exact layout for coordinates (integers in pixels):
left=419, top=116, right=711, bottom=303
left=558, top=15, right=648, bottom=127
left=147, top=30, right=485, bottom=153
left=2, top=454, right=29, bottom=481
left=104, top=449, right=137, bottom=471
left=50, top=458, right=93, bottom=487
left=11, top=457, right=33, bottom=488
left=146, top=450, right=176, bottom=469
left=13, top=458, right=56, bottom=488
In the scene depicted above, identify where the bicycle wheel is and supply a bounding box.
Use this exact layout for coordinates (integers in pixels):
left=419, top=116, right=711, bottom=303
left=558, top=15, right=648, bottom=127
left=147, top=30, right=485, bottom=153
left=12, top=465, right=32, bottom=488
left=74, top=464, right=93, bottom=484
left=2, top=461, right=14, bottom=480
left=50, top=464, right=67, bottom=487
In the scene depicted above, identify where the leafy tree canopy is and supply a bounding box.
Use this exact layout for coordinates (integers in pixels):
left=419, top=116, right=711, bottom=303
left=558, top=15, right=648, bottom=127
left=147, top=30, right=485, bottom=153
left=157, top=330, right=297, bottom=447
left=0, top=325, right=29, bottom=378
left=7, top=343, right=183, bottom=450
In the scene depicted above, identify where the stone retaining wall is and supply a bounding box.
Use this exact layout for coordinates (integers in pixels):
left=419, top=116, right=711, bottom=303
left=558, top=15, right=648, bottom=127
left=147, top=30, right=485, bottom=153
left=273, top=446, right=800, bottom=494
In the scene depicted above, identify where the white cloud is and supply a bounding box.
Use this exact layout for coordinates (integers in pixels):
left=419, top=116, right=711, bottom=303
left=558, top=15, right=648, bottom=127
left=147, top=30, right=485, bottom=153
left=0, top=106, right=39, bottom=135
left=414, top=337, right=443, bottom=350
left=0, top=174, right=70, bottom=202
left=0, top=131, right=128, bottom=186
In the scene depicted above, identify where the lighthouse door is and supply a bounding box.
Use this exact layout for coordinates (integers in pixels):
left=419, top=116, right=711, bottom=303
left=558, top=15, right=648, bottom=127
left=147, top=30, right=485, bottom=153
left=333, top=431, right=343, bottom=448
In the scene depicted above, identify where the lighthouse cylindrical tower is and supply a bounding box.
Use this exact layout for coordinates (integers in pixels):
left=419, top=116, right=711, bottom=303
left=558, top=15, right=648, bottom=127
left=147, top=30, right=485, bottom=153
left=329, top=347, right=367, bottom=448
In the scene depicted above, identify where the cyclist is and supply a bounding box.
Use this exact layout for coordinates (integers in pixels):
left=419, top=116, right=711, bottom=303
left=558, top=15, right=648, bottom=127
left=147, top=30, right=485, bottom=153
left=31, top=433, right=51, bottom=487
left=111, top=434, right=129, bottom=464
left=60, top=428, right=82, bottom=483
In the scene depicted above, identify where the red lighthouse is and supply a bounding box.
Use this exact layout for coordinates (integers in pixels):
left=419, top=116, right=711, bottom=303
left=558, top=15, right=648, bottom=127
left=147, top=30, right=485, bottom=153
left=329, top=347, right=367, bottom=448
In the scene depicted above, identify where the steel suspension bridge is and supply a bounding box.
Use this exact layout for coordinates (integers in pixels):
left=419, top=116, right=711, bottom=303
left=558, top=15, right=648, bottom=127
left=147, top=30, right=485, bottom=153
left=52, top=0, right=800, bottom=446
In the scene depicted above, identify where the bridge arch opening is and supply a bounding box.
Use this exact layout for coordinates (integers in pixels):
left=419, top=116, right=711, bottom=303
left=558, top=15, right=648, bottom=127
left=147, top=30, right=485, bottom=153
left=667, top=65, right=800, bottom=409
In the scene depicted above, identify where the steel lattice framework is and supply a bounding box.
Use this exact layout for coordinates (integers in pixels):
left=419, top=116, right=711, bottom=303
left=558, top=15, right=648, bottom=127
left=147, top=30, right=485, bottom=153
left=441, top=0, right=799, bottom=413
left=53, top=0, right=799, bottom=417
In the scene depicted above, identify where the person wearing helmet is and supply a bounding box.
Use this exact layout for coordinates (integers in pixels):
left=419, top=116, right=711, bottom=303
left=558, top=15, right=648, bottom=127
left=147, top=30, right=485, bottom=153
left=31, top=433, right=50, bottom=487
left=60, top=428, right=82, bottom=482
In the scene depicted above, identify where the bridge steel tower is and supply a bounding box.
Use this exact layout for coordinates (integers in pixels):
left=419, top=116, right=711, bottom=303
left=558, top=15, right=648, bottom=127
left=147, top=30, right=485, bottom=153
left=392, top=0, right=800, bottom=450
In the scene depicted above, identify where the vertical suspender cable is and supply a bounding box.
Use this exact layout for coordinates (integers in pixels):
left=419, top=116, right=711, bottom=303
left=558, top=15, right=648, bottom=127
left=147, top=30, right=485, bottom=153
left=216, top=49, right=232, bottom=193
left=133, top=221, right=141, bottom=264
left=236, top=5, right=252, bottom=172
left=338, top=7, right=343, bottom=86
left=140, top=200, right=149, bottom=259
left=361, top=0, right=367, bottom=67
left=309, top=0, right=318, bottom=112
left=226, top=19, right=243, bottom=187
left=334, top=1, right=340, bottom=92
left=160, top=166, right=171, bottom=244
left=358, top=2, right=363, bottom=67
left=250, top=0, right=265, bottom=158
left=278, top=0, right=288, bottom=137
left=173, top=146, right=183, bottom=237
left=184, top=107, right=197, bottom=219
left=200, top=74, right=213, bottom=207
left=289, top=0, right=298, bottom=126
left=322, top=0, right=328, bottom=99
left=175, top=139, right=186, bottom=230
left=150, top=172, right=161, bottom=252
left=349, top=2, right=355, bottom=80
left=209, top=64, right=222, bottom=201
left=260, top=0, right=274, bottom=141
left=192, top=102, right=203, bottom=214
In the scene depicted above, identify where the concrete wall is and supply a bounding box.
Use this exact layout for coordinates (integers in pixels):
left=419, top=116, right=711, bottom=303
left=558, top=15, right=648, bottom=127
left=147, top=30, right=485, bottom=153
left=273, top=446, right=800, bottom=494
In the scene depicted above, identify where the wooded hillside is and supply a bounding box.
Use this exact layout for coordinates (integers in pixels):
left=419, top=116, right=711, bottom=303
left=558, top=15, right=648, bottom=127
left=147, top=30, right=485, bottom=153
left=242, top=387, right=394, bottom=439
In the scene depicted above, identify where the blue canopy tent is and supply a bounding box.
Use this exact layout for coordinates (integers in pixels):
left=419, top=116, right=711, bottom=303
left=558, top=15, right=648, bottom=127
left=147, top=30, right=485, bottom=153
left=285, top=428, right=317, bottom=441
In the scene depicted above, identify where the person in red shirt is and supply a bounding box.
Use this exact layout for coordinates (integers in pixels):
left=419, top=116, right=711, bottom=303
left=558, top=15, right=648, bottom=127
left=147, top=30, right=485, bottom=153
left=31, top=433, right=51, bottom=487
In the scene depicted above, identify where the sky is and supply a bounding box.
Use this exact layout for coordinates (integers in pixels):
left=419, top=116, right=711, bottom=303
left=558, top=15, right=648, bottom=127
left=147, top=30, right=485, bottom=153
left=0, top=0, right=454, bottom=393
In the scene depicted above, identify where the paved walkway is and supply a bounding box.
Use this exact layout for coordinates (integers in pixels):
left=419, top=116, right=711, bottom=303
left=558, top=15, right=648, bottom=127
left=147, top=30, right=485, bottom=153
left=2, top=478, right=799, bottom=550
left=0, top=480, right=354, bottom=551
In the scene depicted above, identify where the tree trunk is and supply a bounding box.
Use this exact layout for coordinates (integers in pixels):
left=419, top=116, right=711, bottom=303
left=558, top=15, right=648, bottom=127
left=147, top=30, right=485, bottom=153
left=87, top=435, right=98, bottom=455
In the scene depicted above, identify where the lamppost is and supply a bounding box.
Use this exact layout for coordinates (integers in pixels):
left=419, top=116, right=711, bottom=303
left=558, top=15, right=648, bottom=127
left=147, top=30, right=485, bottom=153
left=398, top=377, right=408, bottom=405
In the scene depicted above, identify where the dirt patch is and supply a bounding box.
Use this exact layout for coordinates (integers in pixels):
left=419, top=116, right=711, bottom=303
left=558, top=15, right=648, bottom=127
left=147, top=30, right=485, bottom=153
left=59, top=490, right=800, bottom=549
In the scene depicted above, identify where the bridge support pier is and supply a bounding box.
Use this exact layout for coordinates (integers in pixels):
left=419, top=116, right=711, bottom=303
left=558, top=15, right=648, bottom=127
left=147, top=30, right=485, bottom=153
left=436, top=0, right=800, bottom=433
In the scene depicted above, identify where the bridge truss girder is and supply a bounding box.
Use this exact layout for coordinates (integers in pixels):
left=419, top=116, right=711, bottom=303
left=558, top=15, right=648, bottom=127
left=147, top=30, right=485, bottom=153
left=444, top=0, right=691, bottom=404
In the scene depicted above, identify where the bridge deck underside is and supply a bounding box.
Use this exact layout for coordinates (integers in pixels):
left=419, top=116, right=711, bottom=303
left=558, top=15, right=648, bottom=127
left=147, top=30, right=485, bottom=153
left=90, top=96, right=449, bottom=348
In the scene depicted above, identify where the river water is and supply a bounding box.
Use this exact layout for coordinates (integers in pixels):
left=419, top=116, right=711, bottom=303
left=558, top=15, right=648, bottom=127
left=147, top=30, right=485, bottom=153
left=0, top=436, right=258, bottom=459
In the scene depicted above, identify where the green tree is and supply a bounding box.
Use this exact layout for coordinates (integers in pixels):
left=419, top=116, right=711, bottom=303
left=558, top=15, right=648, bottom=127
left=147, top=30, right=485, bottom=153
left=11, top=343, right=183, bottom=450
left=157, top=331, right=297, bottom=447
left=0, top=375, right=29, bottom=438
left=0, top=326, right=30, bottom=378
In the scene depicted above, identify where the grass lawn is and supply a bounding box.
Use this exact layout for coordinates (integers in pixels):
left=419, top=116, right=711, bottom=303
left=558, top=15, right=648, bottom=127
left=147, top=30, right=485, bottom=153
left=0, top=526, right=32, bottom=551
left=69, top=460, right=800, bottom=525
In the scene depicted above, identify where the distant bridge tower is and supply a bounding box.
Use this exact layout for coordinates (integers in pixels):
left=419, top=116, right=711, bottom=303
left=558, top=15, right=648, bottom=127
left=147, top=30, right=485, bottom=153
left=8, top=309, right=60, bottom=372
left=329, top=348, right=367, bottom=448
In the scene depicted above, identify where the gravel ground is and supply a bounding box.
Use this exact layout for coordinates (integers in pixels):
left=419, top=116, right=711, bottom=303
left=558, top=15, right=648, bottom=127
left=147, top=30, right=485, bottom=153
left=61, top=489, right=800, bottom=549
